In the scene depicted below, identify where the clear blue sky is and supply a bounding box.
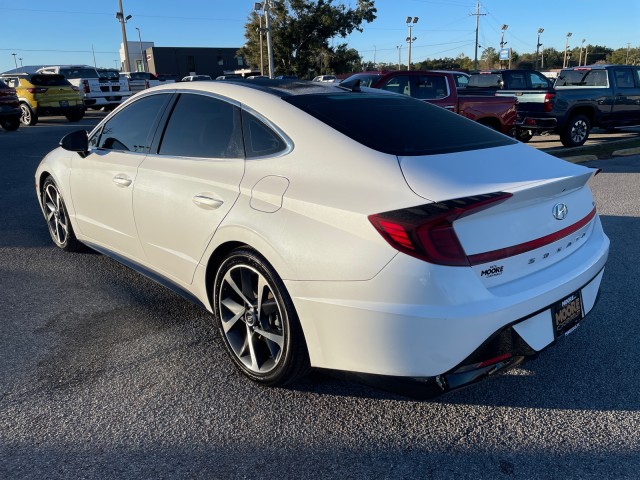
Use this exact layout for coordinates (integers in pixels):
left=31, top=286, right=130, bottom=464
left=1, top=0, right=638, bottom=73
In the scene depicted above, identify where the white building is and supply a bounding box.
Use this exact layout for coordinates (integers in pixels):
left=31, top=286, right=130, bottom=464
left=119, top=40, right=154, bottom=72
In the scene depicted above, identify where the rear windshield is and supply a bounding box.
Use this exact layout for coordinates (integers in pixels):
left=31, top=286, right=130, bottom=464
left=283, top=93, right=515, bottom=156
left=555, top=69, right=608, bottom=87
left=30, top=74, right=71, bottom=87
left=60, top=68, right=99, bottom=79
left=468, top=74, right=502, bottom=88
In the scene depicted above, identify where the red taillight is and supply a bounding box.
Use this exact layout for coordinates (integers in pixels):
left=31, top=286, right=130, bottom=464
left=26, top=87, right=48, bottom=94
left=543, top=92, right=555, bottom=112
left=369, top=192, right=513, bottom=266
left=82, top=79, right=90, bottom=94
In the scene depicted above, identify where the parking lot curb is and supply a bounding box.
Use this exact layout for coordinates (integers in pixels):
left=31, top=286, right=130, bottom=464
left=561, top=155, right=598, bottom=164
left=612, top=147, right=640, bottom=157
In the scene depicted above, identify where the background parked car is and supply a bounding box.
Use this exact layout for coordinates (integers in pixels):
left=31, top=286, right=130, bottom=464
left=312, top=75, right=337, bottom=82
left=0, top=79, right=21, bottom=131
left=181, top=75, right=213, bottom=82
left=0, top=73, right=84, bottom=126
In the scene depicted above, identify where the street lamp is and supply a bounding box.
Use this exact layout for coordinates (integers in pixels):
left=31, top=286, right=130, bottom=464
left=254, top=3, right=265, bottom=76
left=535, top=28, right=544, bottom=70
left=116, top=0, right=133, bottom=72
left=396, top=45, right=402, bottom=70
left=135, top=27, right=146, bottom=72
left=499, top=24, right=508, bottom=70
left=406, top=16, right=418, bottom=71
left=11, top=53, right=18, bottom=71
left=579, top=38, right=586, bottom=66
left=563, top=32, right=572, bottom=68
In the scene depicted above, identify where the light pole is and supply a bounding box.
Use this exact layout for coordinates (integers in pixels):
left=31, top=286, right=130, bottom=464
left=254, top=3, right=265, bottom=76
left=578, top=38, right=586, bottom=66
left=627, top=43, right=631, bottom=64
left=406, top=16, right=418, bottom=71
left=535, top=28, right=544, bottom=70
left=19, top=57, right=23, bottom=72
left=540, top=44, right=544, bottom=69
left=396, top=45, right=402, bottom=70
left=499, top=24, right=508, bottom=70
left=135, top=27, right=146, bottom=72
left=563, top=32, right=572, bottom=68
left=11, top=53, right=18, bottom=71
left=116, top=0, right=132, bottom=72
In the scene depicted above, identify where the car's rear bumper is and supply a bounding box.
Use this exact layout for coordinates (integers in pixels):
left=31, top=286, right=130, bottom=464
left=36, top=104, right=84, bottom=116
left=287, top=216, right=609, bottom=380
left=516, top=116, right=557, bottom=131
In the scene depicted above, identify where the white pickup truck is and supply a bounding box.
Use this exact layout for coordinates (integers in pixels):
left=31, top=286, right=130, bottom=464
left=36, top=65, right=132, bottom=110
left=121, top=72, right=176, bottom=94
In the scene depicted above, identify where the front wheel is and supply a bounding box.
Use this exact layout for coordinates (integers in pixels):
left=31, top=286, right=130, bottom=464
left=213, top=248, right=310, bottom=386
left=0, top=117, right=20, bottom=131
left=65, top=110, right=84, bottom=122
left=20, top=103, right=38, bottom=126
left=515, top=128, right=533, bottom=143
left=560, top=115, right=590, bottom=147
left=41, top=177, right=82, bottom=252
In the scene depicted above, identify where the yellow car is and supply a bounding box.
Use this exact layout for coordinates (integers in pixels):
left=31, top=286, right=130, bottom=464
left=0, top=73, right=84, bottom=126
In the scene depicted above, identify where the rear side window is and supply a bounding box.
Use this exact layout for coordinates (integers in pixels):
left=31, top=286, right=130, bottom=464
left=241, top=111, right=288, bottom=157
left=613, top=68, right=635, bottom=88
left=414, top=75, right=448, bottom=99
left=159, top=93, right=243, bottom=158
left=95, top=94, right=169, bottom=152
left=556, top=69, right=608, bottom=87
left=284, top=93, right=515, bottom=156
left=528, top=72, right=550, bottom=89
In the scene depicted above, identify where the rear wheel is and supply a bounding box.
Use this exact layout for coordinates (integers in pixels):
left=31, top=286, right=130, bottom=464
left=20, top=103, right=38, bottom=126
left=0, top=117, right=20, bottom=131
left=560, top=114, right=590, bottom=147
left=213, top=248, right=310, bottom=386
left=41, top=177, right=82, bottom=252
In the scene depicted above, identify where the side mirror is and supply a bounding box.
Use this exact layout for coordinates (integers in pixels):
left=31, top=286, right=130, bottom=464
left=60, top=130, right=89, bottom=154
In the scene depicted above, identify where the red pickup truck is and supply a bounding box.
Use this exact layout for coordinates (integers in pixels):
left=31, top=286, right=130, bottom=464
left=342, top=70, right=517, bottom=135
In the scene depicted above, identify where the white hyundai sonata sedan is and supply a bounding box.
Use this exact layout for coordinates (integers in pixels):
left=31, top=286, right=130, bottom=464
left=36, top=79, right=609, bottom=397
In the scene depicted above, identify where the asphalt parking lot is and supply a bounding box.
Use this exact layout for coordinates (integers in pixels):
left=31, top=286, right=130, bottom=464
left=1, top=114, right=639, bottom=479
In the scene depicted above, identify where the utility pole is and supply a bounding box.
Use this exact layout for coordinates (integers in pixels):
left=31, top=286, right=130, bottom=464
left=584, top=45, right=589, bottom=66
left=627, top=43, right=631, bottom=64
left=254, top=3, right=265, bottom=76
left=470, top=1, right=485, bottom=71
left=263, top=1, right=275, bottom=78
left=406, top=17, right=418, bottom=71
left=116, top=0, right=132, bottom=72
left=499, top=24, right=508, bottom=70
left=578, top=38, right=585, bottom=66
left=373, top=45, right=377, bottom=68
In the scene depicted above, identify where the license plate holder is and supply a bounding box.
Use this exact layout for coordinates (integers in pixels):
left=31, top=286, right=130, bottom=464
left=551, top=290, right=583, bottom=337
left=59, top=100, right=69, bottom=107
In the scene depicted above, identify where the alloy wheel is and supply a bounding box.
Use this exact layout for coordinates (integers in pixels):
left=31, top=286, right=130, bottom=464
left=570, top=119, right=588, bottom=144
left=217, top=264, right=285, bottom=374
left=43, top=183, right=69, bottom=246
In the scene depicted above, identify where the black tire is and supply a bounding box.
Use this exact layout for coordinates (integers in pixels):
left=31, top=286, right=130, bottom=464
left=0, top=116, right=20, bottom=131
left=20, top=103, right=38, bottom=126
left=65, top=110, right=84, bottom=122
left=515, top=128, right=534, bottom=143
left=560, top=114, right=590, bottom=147
left=213, top=248, right=310, bottom=386
left=41, top=177, right=83, bottom=252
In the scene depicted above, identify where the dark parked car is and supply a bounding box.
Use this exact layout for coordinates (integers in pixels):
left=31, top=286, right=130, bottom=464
left=0, top=79, right=21, bottom=131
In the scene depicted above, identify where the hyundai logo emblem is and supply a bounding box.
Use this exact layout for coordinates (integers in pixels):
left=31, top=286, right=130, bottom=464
left=552, top=203, right=568, bottom=220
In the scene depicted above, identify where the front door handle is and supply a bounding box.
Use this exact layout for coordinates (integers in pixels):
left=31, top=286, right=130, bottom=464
left=192, top=194, right=224, bottom=209
left=113, top=175, right=132, bottom=187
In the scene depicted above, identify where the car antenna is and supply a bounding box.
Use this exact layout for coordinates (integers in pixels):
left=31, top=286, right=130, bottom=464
left=338, top=78, right=361, bottom=92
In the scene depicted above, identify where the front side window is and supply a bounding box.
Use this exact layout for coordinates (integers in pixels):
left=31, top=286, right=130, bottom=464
left=381, top=76, right=411, bottom=96
left=95, top=94, right=169, bottom=152
left=159, top=93, right=243, bottom=158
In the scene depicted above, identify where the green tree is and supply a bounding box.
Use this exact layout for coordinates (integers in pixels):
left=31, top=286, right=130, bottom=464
left=241, top=0, right=376, bottom=77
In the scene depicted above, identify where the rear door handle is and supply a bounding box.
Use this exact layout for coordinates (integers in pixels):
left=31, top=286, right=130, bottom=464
left=192, top=194, right=224, bottom=209
left=113, top=175, right=132, bottom=187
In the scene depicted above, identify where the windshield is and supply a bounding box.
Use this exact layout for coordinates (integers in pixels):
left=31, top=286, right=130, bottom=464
left=556, top=69, right=608, bottom=87
left=60, top=68, right=99, bottom=79
left=283, top=93, right=515, bottom=156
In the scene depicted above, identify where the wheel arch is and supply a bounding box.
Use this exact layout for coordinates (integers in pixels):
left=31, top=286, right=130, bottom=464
left=566, top=106, right=596, bottom=127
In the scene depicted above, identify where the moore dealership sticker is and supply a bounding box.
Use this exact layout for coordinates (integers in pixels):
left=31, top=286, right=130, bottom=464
left=551, top=290, right=583, bottom=337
